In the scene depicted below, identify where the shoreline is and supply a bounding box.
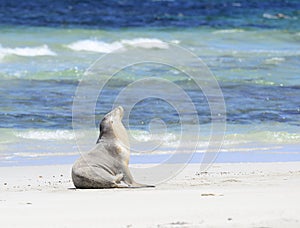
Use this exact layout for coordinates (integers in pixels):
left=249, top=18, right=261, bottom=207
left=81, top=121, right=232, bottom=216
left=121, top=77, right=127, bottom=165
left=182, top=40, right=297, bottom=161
left=2, top=145, right=300, bottom=167
left=1, top=162, right=300, bottom=227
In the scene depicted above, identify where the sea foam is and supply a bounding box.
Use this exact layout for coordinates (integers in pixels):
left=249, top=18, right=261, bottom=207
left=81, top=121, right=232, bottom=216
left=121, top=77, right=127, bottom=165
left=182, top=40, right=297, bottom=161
left=264, top=57, right=285, bottom=65
left=14, top=130, right=75, bottom=140
left=121, top=38, right=169, bottom=49
left=66, top=40, right=123, bottom=53
left=0, top=44, right=56, bottom=59
left=66, top=38, right=169, bottom=53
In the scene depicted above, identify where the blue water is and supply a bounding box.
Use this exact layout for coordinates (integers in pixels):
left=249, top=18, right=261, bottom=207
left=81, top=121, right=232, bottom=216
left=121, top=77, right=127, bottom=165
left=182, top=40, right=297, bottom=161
left=0, top=0, right=299, bottom=166
left=1, top=0, right=300, bottom=29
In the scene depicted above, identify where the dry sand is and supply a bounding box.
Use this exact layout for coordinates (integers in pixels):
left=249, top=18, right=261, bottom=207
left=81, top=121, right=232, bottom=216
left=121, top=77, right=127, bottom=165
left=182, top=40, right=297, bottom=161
left=0, top=162, right=300, bottom=227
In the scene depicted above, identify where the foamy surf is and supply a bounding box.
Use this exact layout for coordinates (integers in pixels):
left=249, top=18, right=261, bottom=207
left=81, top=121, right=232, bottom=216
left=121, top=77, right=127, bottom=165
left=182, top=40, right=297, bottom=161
left=130, top=130, right=177, bottom=143
left=264, top=57, right=286, bottom=65
left=121, top=38, right=169, bottom=49
left=13, top=151, right=79, bottom=158
left=66, top=40, right=123, bottom=53
left=14, top=130, right=75, bottom=140
left=211, top=48, right=300, bottom=57
left=0, top=44, right=56, bottom=58
left=224, top=131, right=300, bottom=145
left=66, top=38, right=169, bottom=53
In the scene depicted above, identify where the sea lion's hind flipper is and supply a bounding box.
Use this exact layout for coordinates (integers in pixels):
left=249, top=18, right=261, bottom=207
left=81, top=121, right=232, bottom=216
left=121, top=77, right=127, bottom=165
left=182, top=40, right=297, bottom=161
left=121, top=166, right=155, bottom=188
left=127, top=182, right=155, bottom=188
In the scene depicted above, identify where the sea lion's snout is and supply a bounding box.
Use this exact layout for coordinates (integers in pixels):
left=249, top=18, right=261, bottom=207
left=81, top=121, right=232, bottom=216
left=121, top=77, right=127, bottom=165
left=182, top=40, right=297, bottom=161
left=117, top=106, right=124, bottom=118
left=104, top=106, right=124, bottom=121
left=113, top=106, right=124, bottom=119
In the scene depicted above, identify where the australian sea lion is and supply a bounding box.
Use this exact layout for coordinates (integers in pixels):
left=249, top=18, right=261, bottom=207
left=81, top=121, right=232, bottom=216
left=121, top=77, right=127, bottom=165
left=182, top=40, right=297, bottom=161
left=72, top=106, right=154, bottom=188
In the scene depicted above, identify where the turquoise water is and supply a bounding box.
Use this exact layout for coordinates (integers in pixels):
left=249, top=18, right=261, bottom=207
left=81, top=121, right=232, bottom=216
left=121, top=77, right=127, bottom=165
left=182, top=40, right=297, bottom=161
left=0, top=26, right=299, bottom=166
left=0, top=0, right=300, bottom=166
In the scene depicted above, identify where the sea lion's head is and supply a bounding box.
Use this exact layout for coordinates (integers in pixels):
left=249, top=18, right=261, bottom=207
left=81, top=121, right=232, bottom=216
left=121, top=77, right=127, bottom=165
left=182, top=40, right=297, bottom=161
left=97, top=106, right=128, bottom=144
left=103, top=106, right=124, bottom=122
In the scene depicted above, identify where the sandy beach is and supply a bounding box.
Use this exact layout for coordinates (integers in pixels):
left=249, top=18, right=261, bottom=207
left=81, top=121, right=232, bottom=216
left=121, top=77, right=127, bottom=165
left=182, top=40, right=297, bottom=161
left=1, top=0, right=300, bottom=227
left=1, top=162, right=300, bottom=227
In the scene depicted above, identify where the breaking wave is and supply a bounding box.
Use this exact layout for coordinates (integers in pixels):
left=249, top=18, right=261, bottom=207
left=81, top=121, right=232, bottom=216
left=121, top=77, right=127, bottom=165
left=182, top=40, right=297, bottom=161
left=66, top=38, right=169, bottom=53
left=14, top=130, right=75, bottom=140
left=0, top=44, right=56, bottom=59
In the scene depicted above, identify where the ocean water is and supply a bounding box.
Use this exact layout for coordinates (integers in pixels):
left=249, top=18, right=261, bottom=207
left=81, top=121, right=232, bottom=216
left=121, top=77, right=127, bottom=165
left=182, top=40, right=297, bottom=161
left=0, top=0, right=300, bottom=166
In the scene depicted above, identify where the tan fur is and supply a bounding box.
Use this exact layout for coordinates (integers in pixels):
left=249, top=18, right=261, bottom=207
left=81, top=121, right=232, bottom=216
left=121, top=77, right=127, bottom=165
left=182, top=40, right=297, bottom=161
left=71, top=106, right=154, bottom=189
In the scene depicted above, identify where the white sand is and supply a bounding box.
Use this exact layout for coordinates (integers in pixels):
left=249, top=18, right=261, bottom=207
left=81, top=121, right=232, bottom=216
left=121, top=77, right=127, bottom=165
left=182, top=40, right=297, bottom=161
left=1, top=162, right=300, bottom=227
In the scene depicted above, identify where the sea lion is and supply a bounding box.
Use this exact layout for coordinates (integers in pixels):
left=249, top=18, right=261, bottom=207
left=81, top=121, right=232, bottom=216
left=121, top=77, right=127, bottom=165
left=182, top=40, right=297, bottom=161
left=72, top=106, right=153, bottom=189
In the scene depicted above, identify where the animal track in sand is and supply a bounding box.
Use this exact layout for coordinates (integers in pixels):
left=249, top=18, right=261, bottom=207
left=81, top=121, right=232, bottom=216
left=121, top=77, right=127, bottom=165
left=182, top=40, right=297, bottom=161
left=201, top=193, right=215, bottom=196
left=222, top=179, right=241, bottom=182
left=157, top=221, right=199, bottom=228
